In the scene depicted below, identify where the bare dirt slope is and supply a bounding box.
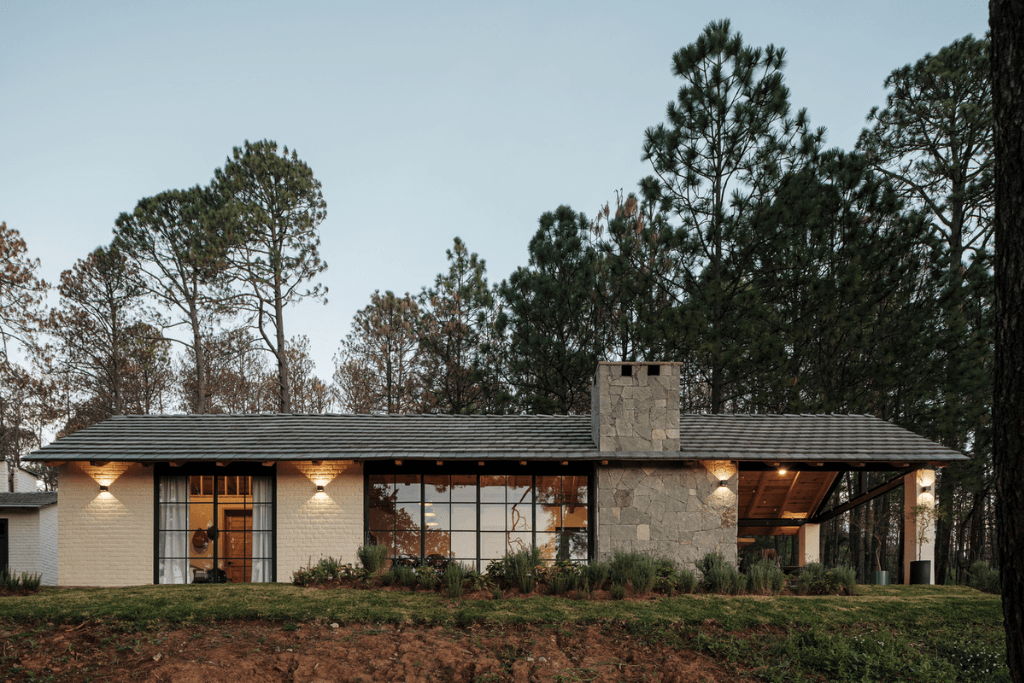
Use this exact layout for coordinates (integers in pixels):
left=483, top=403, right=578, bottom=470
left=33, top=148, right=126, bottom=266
left=2, top=619, right=744, bottom=683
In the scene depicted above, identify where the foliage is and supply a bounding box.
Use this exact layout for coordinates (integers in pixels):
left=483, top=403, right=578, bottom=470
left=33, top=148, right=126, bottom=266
left=796, top=563, right=856, bottom=596
left=417, top=238, right=502, bottom=414
left=393, top=565, right=417, bottom=589
left=415, top=566, right=440, bottom=591
left=213, top=139, right=328, bottom=413
left=443, top=561, right=469, bottom=597
left=609, top=584, right=627, bottom=600
left=696, top=552, right=746, bottom=594
left=745, top=558, right=785, bottom=595
left=334, top=290, right=424, bottom=414
left=608, top=551, right=658, bottom=595
left=968, top=560, right=1001, bottom=594
left=497, top=206, right=604, bottom=414
left=641, top=18, right=823, bottom=412
left=0, top=566, right=42, bottom=593
left=546, top=562, right=583, bottom=595
left=585, top=561, right=610, bottom=591
left=356, top=545, right=389, bottom=576
left=487, top=548, right=543, bottom=593
left=114, top=185, right=242, bottom=414
left=291, top=556, right=355, bottom=586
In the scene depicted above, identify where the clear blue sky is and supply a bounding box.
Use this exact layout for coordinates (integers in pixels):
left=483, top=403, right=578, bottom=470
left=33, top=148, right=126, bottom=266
left=0, top=0, right=990, bottom=381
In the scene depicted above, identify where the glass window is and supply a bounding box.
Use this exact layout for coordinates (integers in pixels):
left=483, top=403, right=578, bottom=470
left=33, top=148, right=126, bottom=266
left=157, top=472, right=273, bottom=584
left=364, top=469, right=590, bottom=570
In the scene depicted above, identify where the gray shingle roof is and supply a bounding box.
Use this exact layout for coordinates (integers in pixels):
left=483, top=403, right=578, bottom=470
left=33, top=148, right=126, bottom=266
left=678, top=414, right=967, bottom=461
left=0, top=492, right=58, bottom=508
left=23, top=412, right=966, bottom=463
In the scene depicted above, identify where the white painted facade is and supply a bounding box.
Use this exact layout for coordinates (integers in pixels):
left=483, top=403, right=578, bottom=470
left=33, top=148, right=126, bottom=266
left=56, top=461, right=364, bottom=587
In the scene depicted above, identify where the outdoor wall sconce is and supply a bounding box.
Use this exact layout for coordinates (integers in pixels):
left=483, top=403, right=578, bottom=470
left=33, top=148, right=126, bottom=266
left=99, top=485, right=109, bottom=492
left=719, top=479, right=728, bottom=488
left=316, top=485, right=325, bottom=493
left=778, top=468, right=787, bottom=475
left=922, top=485, right=932, bottom=493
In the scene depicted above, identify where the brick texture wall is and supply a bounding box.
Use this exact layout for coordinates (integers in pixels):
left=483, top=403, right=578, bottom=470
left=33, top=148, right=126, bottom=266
left=37, top=504, right=58, bottom=586
left=275, top=461, right=363, bottom=582
left=3, top=509, right=38, bottom=578
left=58, top=462, right=154, bottom=587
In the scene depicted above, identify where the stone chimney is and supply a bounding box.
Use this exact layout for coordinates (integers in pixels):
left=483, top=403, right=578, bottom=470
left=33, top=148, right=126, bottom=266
left=591, top=362, right=681, bottom=451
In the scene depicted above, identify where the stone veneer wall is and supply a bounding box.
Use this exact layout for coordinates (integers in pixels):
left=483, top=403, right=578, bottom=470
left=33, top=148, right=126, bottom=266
left=58, top=462, right=153, bottom=587
left=275, top=461, right=363, bottom=582
left=592, top=363, right=681, bottom=452
left=596, top=461, right=738, bottom=568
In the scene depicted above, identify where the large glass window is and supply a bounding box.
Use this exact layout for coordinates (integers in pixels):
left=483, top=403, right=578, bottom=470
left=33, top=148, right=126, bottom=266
left=156, top=466, right=274, bottom=584
left=366, top=466, right=592, bottom=571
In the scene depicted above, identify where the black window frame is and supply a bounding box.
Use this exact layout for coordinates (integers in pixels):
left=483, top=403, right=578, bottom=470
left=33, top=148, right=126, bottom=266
left=152, top=462, right=277, bottom=585
left=363, top=460, right=595, bottom=572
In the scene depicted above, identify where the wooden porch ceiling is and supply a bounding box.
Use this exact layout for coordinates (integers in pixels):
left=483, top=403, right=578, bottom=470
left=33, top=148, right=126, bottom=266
left=737, top=470, right=838, bottom=536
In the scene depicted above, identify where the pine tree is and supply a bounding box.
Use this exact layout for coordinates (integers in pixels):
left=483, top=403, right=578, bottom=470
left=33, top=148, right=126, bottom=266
left=497, top=206, right=603, bottom=415
left=641, top=19, right=823, bottom=412
left=214, top=140, right=328, bottom=414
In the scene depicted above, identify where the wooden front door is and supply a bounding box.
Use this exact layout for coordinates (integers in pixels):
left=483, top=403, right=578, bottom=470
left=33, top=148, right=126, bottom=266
left=223, top=510, right=252, bottom=583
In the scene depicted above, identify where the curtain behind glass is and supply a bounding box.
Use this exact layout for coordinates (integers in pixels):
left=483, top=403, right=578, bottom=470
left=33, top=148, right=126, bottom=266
left=251, top=476, right=273, bottom=582
left=158, top=476, right=190, bottom=584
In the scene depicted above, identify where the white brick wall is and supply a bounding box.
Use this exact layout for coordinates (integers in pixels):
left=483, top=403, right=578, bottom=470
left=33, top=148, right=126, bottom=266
left=3, top=509, right=39, bottom=577
left=58, top=462, right=154, bottom=587
left=276, top=461, right=363, bottom=582
left=57, top=460, right=366, bottom=586
left=37, top=503, right=58, bottom=586
left=13, top=467, right=39, bottom=493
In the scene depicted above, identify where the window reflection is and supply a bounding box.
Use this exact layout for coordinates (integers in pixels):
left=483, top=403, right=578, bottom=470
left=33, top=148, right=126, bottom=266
left=365, top=472, right=589, bottom=569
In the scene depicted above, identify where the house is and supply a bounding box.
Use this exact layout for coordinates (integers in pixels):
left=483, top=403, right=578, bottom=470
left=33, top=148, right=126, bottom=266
left=1, top=465, right=58, bottom=585
left=24, top=362, right=965, bottom=587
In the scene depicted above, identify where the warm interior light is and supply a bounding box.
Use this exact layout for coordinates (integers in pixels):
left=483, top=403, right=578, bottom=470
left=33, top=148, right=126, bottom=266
left=778, top=468, right=787, bottom=475
left=424, top=512, right=436, bottom=517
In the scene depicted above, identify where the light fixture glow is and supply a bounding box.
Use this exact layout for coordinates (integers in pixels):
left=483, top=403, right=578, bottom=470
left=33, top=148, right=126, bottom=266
left=778, top=468, right=787, bottom=475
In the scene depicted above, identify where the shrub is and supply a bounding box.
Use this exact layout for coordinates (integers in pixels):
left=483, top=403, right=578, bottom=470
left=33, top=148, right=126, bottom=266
left=797, top=563, right=857, bottom=596
left=609, top=551, right=658, bottom=595
left=696, top=552, right=746, bottom=594
left=586, top=561, right=610, bottom=590
left=393, top=565, right=417, bottom=588
left=745, top=558, right=785, bottom=594
left=444, top=561, right=468, bottom=597
left=672, top=569, right=698, bottom=594
left=610, top=583, right=627, bottom=600
left=292, top=556, right=349, bottom=586
left=489, top=548, right=542, bottom=593
left=969, top=561, right=1001, bottom=594
left=19, top=572, right=42, bottom=592
left=548, top=563, right=582, bottom=595
left=416, top=566, right=439, bottom=591
left=379, top=570, right=397, bottom=586
left=357, top=545, right=390, bottom=575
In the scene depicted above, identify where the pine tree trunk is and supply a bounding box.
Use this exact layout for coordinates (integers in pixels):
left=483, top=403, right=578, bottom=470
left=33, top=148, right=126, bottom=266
left=990, top=1, right=1024, bottom=677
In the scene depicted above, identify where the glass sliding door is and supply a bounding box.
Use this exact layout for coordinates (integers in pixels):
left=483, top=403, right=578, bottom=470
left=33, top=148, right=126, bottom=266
left=155, top=465, right=275, bottom=584
left=365, top=464, right=593, bottom=571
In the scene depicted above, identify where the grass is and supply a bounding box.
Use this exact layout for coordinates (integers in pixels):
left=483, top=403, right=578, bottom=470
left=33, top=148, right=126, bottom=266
left=0, top=584, right=1009, bottom=681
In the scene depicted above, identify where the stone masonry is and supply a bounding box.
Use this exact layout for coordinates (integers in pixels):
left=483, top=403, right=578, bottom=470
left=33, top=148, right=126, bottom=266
left=592, top=362, right=681, bottom=452
left=596, top=461, right=738, bottom=568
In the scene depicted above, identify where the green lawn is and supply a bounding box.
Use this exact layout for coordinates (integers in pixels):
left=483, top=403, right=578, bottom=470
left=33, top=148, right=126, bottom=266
left=0, top=584, right=1009, bottom=682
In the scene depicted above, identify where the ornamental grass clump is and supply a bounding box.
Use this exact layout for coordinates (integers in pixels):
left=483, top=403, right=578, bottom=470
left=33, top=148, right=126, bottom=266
left=547, top=563, right=583, bottom=595
left=357, top=544, right=389, bottom=575
left=490, top=548, right=542, bottom=593
left=609, top=551, right=659, bottom=594
left=796, top=562, right=857, bottom=596
left=444, top=561, right=468, bottom=598
left=586, top=561, right=610, bottom=591
left=696, top=551, right=746, bottom=594
left=0, top=567, right=41, bottom=593
left=745, top=558, right=786, bottom=594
